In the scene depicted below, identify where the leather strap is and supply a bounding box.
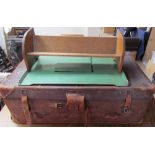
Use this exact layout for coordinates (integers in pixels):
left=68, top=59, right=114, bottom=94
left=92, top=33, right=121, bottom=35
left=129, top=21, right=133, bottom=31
left=21, top=96, right=32, bottom=126
left=124, top=94, right=131, bottom=107
left=66, top=93, right=85, bottom=112
left=121, top=94, right=132, bottom=113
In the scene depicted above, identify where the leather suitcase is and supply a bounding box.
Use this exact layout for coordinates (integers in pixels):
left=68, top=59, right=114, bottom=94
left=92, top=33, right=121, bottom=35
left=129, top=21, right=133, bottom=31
left=0, top=53, right=154, bottom=126
left=0, top=28, right=154, bottom=126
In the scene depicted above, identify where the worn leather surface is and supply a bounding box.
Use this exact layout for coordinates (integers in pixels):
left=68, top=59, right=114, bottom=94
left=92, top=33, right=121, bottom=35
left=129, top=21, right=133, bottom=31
left=0, top=53, right=154, bottom=125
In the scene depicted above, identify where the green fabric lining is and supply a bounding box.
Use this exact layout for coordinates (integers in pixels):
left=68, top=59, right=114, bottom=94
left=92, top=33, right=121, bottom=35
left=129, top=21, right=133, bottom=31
left=19, top=56, right=128, bottom=86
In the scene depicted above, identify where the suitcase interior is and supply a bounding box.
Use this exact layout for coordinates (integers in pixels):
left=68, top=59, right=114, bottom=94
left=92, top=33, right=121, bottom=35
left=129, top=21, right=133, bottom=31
left=19, top=56, right=128, bottom=86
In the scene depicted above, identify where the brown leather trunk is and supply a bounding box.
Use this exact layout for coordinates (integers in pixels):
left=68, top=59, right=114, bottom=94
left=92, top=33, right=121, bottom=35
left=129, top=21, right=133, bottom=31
left=0, top=53, right=154, bottom=126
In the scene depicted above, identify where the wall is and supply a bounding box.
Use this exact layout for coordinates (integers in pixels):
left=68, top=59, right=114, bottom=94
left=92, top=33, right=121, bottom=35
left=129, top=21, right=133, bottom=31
left=87, top=27, right=101, bottom=36
left=34, top=27, right=102, bottom=36
left=34, top=27, right=88, bottom=36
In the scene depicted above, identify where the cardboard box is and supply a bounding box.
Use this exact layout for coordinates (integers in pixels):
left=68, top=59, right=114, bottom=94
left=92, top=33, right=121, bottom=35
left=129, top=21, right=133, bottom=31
left=104, top=27, right=115, bottom=33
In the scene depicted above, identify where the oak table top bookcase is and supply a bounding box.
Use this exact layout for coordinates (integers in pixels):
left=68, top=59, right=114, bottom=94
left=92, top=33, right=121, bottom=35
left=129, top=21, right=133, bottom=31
left=22, top=28, right=125, bottom=73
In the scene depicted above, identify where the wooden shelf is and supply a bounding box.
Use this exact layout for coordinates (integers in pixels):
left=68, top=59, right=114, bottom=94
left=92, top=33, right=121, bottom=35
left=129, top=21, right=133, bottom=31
left=27, top=52, right=121, bottom=58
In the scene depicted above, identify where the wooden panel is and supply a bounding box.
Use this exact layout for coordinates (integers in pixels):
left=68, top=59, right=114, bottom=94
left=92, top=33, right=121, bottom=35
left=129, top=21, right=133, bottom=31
left=27, top=52, right=121, bottom=57
left=116, top=31, right=125, bottom=72
left=22, top=28, right=34, bottom=71
left=116, top=31, right=124, bottom=55
left=34, top=35, right=116, bottom=54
